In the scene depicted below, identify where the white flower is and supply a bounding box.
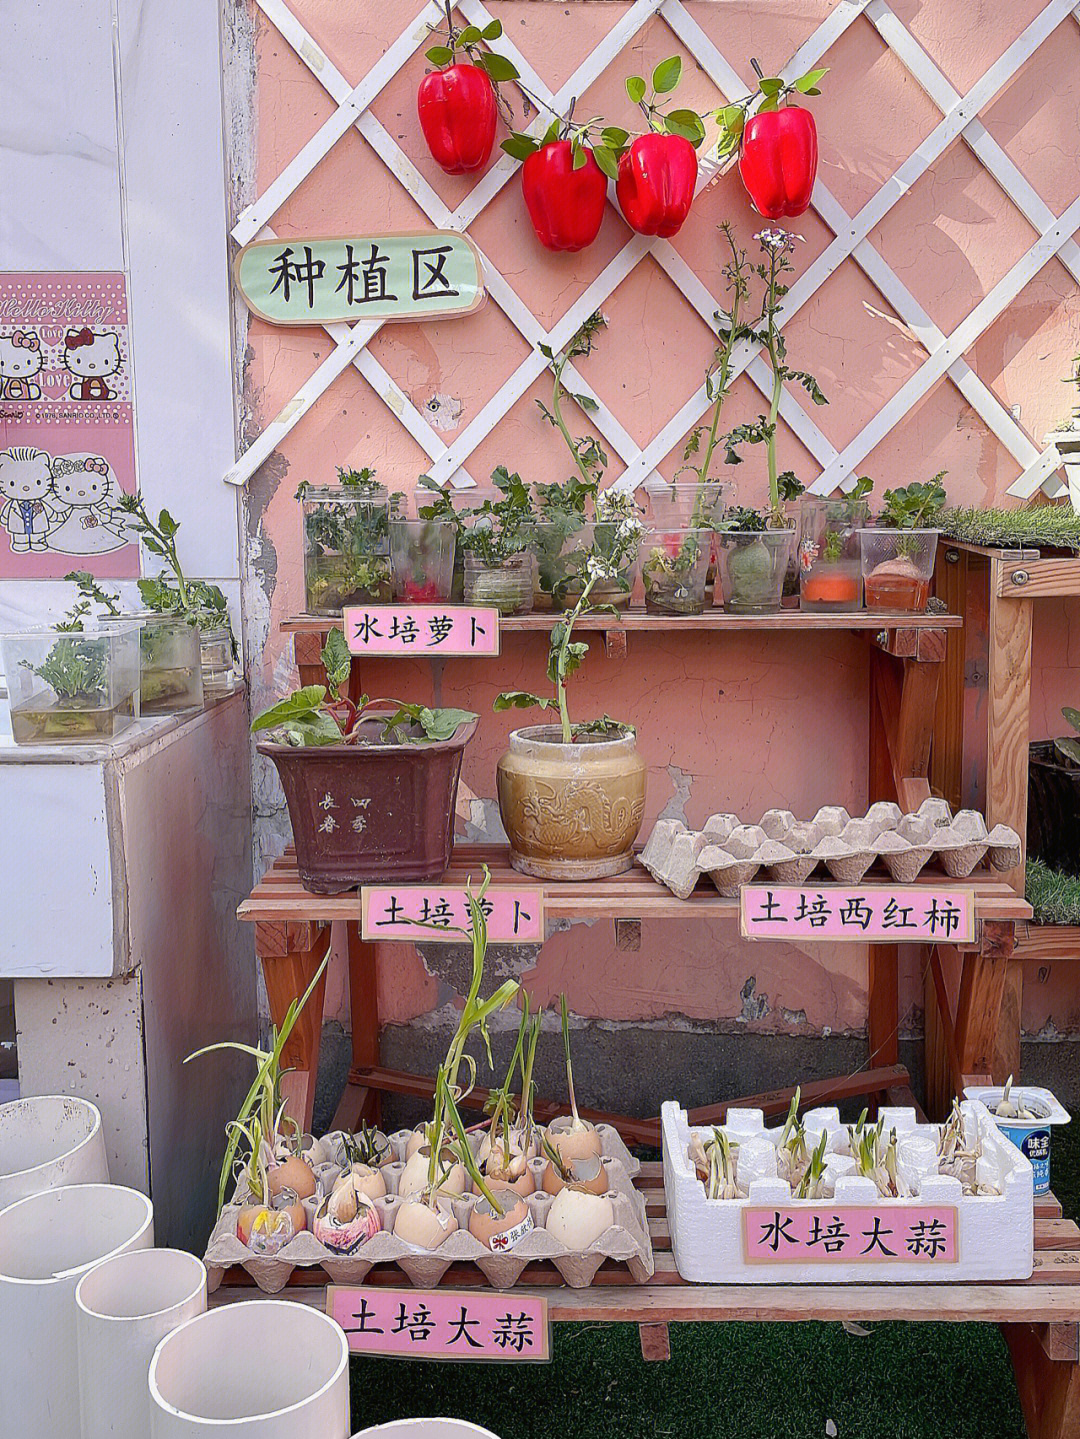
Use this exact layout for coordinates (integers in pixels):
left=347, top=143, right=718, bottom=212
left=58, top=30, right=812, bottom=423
left=587, top=554, right=615, bottom=580
left=755, top=227, right=801, bottom=255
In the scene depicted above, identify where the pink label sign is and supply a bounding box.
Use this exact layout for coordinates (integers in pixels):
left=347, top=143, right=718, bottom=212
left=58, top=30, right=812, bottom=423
left=739, top=885, right=975, bottom=943
left=361, top=885, right=544, bottom=943
left=0, top=272, right=139, bottom=579
left=327, top=1286, right=550, bottom=1361
left=342, top=604, right=500, bottom=656
left=742, top=1206, right=958, bottom=1264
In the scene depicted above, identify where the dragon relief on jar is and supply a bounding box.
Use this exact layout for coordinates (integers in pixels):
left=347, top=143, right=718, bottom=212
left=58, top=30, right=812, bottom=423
left=511, top=779, right=645, bottom=856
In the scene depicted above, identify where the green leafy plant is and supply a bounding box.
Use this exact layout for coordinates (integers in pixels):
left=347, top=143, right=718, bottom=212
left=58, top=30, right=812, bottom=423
left=879, top=475, right=948, bottom=530
left=297, top=467, right=395, bottom=610
left=537, top=312, right=608, bottom=490
left=624, top=55, right=707, bottom=147
left=22, top=634, right=107, bottom=703
left=64, top=570, right=121, bottom=617
left=459, top=466, right=536, bottom=565
left=714, top=61, right=828, bottom=157
left=115, top=492, right=234, bottom=646
left=424, top=3, right=520, bottom=120
left=252, top=627, right=476, bottom=746
left=1026, top=857, right=1080, bottom=925
left=494, top=488, right=644, bottom=741
left=186, top=948, right=330, bottom=1214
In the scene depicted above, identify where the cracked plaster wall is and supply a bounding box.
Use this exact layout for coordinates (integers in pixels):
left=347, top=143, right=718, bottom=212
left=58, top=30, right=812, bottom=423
left=235, top=0, right=1080, bottom=1080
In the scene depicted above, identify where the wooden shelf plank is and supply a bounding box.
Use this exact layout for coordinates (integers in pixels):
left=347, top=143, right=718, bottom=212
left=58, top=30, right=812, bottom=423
left=239, top=844, right=1032, bottom=928
left=1013, top=923, right=1080, bottom=962
left=281, top=608, right=963, bottom=635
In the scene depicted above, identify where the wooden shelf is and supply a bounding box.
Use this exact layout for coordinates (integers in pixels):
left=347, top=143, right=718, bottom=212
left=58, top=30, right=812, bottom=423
left=240, top=843, right=1032, bottom=929
left=208, top=1163, right=1079, bottom=1327
left=282, top=607, right=963, bottom=635
left=1013, top=922, right=1080, bottom=962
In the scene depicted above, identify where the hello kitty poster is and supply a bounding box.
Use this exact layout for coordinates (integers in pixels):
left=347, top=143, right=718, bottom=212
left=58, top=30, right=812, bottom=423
left=0, top=273, right=138, bottom=578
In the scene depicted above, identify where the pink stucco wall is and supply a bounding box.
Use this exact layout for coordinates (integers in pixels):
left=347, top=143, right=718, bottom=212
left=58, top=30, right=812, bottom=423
left=241, top=1, right=1080, bottom=1042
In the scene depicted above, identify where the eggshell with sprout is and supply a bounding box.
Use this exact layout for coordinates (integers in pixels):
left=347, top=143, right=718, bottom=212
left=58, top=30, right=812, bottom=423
left=468, top=1188, right=532, bottom=1251
left=393, top=1196, right=458, bottom=1250
left=545, top=1188, right=614, bottom=1249
left=267, top=1153, right=317, bottom=1201
left=313, top=1182, right=382, bottom=1253
left=483, top=1146, right=534, bottom=1197
left=542, top=1153, right=608, bottom=1197
left=404, top=1126, right=430, bottom=1161
left=398, top=1146, right=466, bottom=1199
left=546, top=1118, right=602, bottom=1164
left=336, top=1162, right=386, bottom=1201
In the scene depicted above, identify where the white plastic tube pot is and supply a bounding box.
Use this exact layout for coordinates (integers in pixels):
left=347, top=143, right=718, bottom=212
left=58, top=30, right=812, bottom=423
left=149, top=1300, right=350, bottom=1438
left=354, top=1424, right=505, bottom=1439
left=0, top=1094, right=109, bottom=1206
left=76, top=1247, right=207, bottom=1439
left=0, top=1183, right=154, bottom=1435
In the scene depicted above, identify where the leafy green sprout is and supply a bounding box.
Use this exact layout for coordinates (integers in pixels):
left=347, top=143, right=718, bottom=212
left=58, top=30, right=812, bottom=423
left=185, top=947, right=330, bottom=1215
left=115, top=492, right=234, bottom=647
left=793, top=1129, right=829, bottom=1199
left=22, top=634, right=108, bottom=703
left=879, top=475, right=948, bottom=560
left=459, top=467, right=536, bottom=565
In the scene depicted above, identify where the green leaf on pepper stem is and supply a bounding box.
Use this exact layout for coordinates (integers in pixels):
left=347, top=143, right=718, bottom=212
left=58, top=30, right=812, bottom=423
left=592, top=143, right=619, bottom=180
left=625, top=75, right=647, bottom=105
left=758, top=76, right=784, bottom=97
left=795, top=67, right=828, bottom=93
left=601, top=125, right=630, bottom=148
left=665, top=108, right=706, bottom=144
left=571, top=139, right=587, bottom=170
left=425, top=44, right=453, bottom=65
left=458, top=24, right=482, bottom=44
left=652, top=56, right=682, bottom=94
left=477, top=51, right=519, bottom=82
left=481, top=19, right=502, bottom=39
left=501, top=133, right=538, bottom=161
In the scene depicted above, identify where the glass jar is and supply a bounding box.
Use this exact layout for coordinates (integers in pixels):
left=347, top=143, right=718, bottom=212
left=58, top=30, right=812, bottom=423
left=716, top=529, right=797, bottom=614
left=463, top=550, right=534, bottom=615
left=641, top=528, right=712, bottom=615
left=98, top=612, right=204, bottom=713
left=191, top=612, right=236, bottom=698
left=2, top=624, right=141, bottom=744
left=389, top=519, right=456, bottom=601
left=858, top=529, right=939, bottom=612
left=798, top=496, right=870, bottom=612
left=300, top=483, right=391, bottom=615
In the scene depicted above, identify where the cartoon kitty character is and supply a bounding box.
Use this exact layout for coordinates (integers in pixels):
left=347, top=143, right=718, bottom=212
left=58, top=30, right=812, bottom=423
left=0, top=330, right=44, bottom=401
left=62, top=328, right=122, bottom=401
left=0, top=446, right=60, bottom=551
left=46, top=454, right=128, bottom=555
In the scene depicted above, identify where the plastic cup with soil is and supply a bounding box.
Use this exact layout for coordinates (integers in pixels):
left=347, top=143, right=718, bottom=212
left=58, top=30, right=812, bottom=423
left=858, top=528, right=938, bottom=612
left=715, top=528, right=797, bottom=614
left=389, top=519, right=456, bottom=601
left=641, top=528, right=712, bottom=615
left=2, top=624, right=141, bottom=744
left=798, top=496, right=869, bottom=611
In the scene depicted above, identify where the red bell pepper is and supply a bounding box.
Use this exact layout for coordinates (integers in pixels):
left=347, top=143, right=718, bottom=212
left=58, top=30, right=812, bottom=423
left=521, top=140, right=607, bottom=252
left=616, top=133, right=698, bottom=238
left=417, top=62, right=497, bottom=175
left=738, top=104, right=818, bottom=219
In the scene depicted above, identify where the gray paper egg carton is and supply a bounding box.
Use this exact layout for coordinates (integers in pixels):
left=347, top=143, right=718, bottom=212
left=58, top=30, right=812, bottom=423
left=639, top=799, right=1023, bottom=899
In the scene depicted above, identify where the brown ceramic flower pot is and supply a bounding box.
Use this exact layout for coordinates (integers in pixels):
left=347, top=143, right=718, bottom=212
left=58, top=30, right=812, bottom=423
left=496, top=724, right=647, bottom=881
left=259, top=708, right=478, bottom=893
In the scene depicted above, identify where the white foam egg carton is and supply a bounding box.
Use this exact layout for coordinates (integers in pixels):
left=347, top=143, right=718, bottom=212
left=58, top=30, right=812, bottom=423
left=640, top=799, right=1022, bottom=898
left=662, top=1099, right=1033, bottom=1284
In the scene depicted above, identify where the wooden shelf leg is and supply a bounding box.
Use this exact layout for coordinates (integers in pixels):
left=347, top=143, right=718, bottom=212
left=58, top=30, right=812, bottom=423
left=343, top=922, right=382, bottom=1128
left=955, top=922, right=1016, bottom=1084
left=1003, top=1322, right=1080, bottom=1439
left=260, top=930, right=331, bottom=1133
left=639, top=1322, right=670, bottom=1362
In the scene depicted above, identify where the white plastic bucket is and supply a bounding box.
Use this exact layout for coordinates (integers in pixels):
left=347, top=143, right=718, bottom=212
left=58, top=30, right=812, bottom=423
left=0, top=1094, right=109, bottom=1206
left=76, top=1247, right=207, bottom=1439
left=0, top=1183, right=154, bottom=1435
left=354, top=1424, right=505, bottom=1439
left=149, top=1300, right=350, bottom=1437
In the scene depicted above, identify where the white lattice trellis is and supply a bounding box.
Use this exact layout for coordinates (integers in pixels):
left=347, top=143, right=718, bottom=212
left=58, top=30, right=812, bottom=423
left=226, top=0, right=1080, bottom=507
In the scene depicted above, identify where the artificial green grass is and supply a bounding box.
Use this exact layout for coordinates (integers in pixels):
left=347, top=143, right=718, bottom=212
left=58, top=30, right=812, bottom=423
left=1026, top=856, right=1080, bottom=926
left=940, top=505, right=1080, bottom=550
left=348, top=1126, right=1080, bottom=1437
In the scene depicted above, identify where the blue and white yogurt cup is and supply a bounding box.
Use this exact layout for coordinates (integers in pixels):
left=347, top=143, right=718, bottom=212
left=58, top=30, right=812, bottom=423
left=964, top=1084, right=1071, bottom=1195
